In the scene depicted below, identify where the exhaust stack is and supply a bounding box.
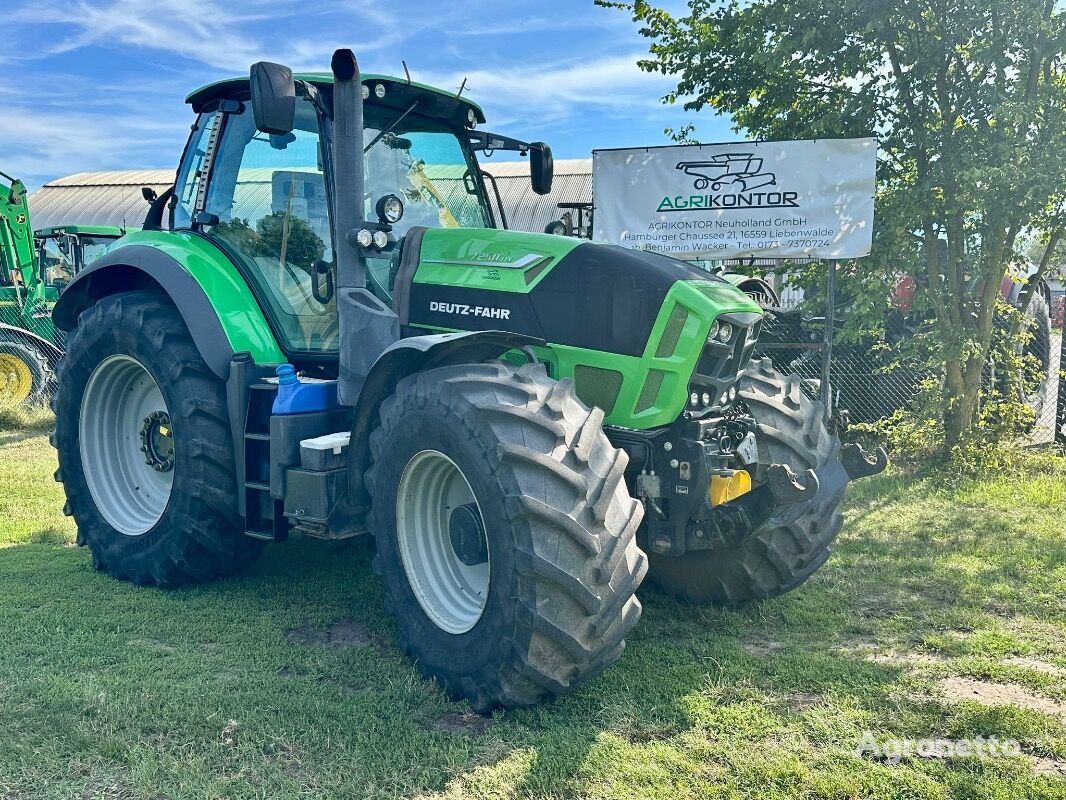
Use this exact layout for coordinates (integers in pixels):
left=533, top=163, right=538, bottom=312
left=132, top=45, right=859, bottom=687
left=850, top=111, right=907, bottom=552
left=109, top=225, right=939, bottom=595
left=330, top=48, right=367, bottom=290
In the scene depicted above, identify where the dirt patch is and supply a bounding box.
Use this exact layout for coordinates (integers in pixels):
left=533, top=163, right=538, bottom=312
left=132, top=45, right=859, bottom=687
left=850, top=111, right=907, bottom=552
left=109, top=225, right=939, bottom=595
left=742, top=640, right=786, bottom=658
left=1031, top=756, right=1066, bottom=776
left=1003, top=656, right=1065, bottom=678
left=285, top=619, right=371, bottom=650
left=939, top=677, right=1066, bottom=722
left=788, top=692, right=820, bottom=711
left=423, top=712, right=493, bottom=736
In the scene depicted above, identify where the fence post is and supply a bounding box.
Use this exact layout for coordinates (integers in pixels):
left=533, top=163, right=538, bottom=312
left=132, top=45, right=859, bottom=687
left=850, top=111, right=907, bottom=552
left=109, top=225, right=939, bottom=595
left=820, top=259, right=837, bottom=422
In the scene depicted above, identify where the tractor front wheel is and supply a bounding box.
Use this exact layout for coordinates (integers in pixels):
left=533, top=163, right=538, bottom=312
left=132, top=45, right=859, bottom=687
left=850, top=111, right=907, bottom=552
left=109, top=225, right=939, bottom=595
left=366, top=362, right=647, bottom=711
left=647, top=359, right=844, bottom=605
left=53, top=291, right=262, bottom=586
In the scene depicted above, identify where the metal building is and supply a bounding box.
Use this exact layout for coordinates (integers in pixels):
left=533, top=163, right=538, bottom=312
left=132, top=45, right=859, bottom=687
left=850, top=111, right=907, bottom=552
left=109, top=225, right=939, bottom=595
left=27, top=160, right=594, bottom=234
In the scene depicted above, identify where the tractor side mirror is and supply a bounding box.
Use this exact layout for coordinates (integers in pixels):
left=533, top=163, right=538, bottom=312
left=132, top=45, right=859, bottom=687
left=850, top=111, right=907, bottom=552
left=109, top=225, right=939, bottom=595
left=530, top=142, right=554, bottom=196
left=249, top=61, right=296, bottom=135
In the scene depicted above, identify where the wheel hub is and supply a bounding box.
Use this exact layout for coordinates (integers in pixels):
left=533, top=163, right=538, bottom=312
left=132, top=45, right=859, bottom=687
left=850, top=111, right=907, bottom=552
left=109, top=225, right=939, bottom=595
left=448, top=502, right=488, bottom=566
left=0, top=353, right=32, bottom=407
left=139, top=411, right=174, bottom=472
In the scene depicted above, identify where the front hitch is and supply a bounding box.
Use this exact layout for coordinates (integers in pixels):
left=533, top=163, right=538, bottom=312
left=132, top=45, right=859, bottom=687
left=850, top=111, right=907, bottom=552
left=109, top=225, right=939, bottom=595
left=841, top=443, right=888, bottom=479
left=766, top=463, right=819, bottom=504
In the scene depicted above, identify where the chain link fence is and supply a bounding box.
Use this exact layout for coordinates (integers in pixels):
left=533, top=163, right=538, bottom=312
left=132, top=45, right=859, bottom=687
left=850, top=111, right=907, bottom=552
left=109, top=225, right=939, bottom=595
left=0, top=295, right=65, bottom=412
left=751, top=297, right=1063, bottom=446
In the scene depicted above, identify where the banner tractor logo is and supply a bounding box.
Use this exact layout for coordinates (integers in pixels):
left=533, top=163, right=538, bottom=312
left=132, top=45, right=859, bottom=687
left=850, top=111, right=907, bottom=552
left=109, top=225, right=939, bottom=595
left=658, top=153, right=799, bottom=212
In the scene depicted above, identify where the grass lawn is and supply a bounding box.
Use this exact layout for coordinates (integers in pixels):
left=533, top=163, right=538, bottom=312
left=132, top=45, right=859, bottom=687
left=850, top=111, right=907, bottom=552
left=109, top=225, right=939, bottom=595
left=1, top=427, right=1064, bottom=799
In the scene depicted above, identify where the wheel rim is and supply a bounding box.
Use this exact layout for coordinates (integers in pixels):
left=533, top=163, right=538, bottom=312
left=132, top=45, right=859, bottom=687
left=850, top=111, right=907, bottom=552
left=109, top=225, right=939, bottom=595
left=395, top=450, right=490, bottom=634
left=79, top=355, right=174, bottom=535
left=0, top=353, right=33, bottom=408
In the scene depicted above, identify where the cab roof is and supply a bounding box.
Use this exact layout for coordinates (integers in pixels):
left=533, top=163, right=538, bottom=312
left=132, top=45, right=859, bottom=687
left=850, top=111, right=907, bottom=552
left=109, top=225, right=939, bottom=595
left=185, top=72, right=486, bottom=125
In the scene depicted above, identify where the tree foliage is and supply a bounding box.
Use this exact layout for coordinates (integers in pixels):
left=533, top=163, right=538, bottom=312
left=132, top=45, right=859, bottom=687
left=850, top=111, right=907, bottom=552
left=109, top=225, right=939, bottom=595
left=601, top=0, right=1066, bottom=446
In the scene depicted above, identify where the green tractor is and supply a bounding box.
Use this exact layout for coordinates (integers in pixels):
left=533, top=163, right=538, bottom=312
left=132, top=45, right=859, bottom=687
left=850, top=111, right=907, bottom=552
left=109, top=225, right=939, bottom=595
left=1, top=170, right=123, bottom=407
left=51, top=50, right=885, bottom=710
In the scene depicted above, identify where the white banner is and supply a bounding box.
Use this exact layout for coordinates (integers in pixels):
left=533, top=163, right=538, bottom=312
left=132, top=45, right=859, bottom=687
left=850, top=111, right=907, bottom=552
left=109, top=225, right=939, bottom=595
left=592, top=138, right=875, bottom=260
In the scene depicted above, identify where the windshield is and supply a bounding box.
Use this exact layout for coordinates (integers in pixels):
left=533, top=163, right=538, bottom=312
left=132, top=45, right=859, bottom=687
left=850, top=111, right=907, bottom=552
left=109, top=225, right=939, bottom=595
left=361, top=107, right=490, bottom=302
left=36, top=234, right=119, bottom=285
left=363, top=108, right=490, bottom=234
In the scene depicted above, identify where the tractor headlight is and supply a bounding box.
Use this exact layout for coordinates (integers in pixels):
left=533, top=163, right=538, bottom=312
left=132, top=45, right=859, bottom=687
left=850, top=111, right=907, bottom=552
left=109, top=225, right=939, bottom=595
left=707, top=322, right=719, bottom=343
left=376, top=194, right=404, bottom=224
left=701, top=392, right=712, bottom=406
left=716, top=322, right=733, bottom=342
left=361, top=84, right=370, bottom=100
left=355, top=229, right=374, bottom=248
left=467, top=109, right=477, bottom=127
left=374, top=83, right=386, bottom=99
left=372, top=230, right=389, bottom=249
left=690, top=392, right=699, bottom=407
left=728, top=385, right=737, bottom=401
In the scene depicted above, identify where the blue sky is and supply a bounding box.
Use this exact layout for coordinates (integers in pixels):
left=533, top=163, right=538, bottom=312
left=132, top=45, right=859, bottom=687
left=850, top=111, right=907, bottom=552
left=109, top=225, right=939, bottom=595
left=2, top=0, right=734, bottom=190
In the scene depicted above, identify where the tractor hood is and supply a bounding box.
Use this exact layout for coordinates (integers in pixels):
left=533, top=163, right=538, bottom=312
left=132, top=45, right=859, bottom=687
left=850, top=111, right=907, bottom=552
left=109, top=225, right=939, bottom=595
left=405, top=227, right=762, bottom=359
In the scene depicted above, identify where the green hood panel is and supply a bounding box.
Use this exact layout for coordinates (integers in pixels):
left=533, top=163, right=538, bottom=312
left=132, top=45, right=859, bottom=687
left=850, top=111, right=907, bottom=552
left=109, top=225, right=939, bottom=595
left=413, top=227, right=583, bottom=293
left=407, top=237, right=763, bottom=428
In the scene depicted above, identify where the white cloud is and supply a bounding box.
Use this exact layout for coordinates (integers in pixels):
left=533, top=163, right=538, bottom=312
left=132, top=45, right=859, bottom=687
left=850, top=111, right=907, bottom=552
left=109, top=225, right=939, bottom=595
left=12, top=0, right=441, bottom=72
left=420, top=53, right=677, bottom=127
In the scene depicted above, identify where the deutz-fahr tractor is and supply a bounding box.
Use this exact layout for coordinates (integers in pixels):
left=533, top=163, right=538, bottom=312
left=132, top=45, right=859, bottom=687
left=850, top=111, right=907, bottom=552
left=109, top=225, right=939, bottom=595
left=1, top=170, right=123, bottom=407
left=52, top=49, right=885, bottom=711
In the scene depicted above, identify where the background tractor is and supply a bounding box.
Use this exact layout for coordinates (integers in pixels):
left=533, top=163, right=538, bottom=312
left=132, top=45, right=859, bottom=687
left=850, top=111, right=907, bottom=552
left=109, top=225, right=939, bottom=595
left=51, top=49, right=884, bottom=711
left=1, top=170, right=123, bottom=408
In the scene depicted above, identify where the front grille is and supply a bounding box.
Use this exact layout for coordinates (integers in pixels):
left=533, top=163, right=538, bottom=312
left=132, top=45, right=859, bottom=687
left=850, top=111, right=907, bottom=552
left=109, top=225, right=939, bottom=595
left=691, top=317, right=762, bottom=408
left=696, top=319, right=761, bottom=384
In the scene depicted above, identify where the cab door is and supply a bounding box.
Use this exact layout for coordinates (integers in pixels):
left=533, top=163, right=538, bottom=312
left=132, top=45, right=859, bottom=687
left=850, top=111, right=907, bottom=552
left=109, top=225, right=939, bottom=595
left=182, top=95, right=338, bottom=355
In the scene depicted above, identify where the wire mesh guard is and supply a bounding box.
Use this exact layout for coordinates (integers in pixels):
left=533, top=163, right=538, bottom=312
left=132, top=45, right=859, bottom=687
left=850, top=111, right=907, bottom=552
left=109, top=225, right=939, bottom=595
left=751, top=298, right=1064, bottom=446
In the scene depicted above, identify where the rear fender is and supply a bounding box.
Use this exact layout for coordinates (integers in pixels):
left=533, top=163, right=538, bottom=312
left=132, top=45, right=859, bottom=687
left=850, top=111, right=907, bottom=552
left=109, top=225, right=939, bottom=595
left=53, top=243, right=282, bottom=380
left=347, top=329, right=546, bottom=504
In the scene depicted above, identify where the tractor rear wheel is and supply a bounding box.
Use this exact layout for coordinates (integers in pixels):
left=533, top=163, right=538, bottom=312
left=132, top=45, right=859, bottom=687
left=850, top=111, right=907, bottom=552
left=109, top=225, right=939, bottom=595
left=647, top=359, right=844, bottom=605
left=0, top=339, right=48, bottom=409
left=52, top=291, right=262, bottom=586
left=366, top=362, right=647, bottom=711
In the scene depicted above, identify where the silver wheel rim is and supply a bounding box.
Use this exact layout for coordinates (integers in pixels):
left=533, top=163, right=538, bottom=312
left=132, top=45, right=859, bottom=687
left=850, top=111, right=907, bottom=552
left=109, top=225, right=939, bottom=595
left=395, top=450, right=490, bottom=634
left=79, top=355, right=174, bottom=536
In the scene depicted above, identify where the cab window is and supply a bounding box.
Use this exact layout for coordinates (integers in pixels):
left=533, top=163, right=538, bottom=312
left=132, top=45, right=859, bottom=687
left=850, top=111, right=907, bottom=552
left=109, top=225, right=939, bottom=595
left=203, top=97, right=336, bottom=352
left=173, top=111, right=219, bottom=230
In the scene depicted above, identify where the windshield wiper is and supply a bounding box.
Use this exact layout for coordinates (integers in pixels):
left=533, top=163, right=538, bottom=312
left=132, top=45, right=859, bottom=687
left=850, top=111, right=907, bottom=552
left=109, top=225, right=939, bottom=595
left=364, top=100, right=420, bottom=153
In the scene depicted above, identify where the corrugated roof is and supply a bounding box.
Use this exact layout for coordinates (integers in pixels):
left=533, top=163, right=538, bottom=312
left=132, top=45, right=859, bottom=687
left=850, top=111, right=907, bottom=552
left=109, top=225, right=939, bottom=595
left=29, top=170, right=175, bottom=229
left=27, top=160, right=594, bottom=234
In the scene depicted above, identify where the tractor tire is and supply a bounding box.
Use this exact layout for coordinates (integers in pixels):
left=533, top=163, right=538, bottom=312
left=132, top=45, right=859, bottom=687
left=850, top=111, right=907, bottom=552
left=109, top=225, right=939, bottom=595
left=647, top=359, right=844, bottom=605
left=0, top=338, right=48, bottom=409
left=365, top=361, right=647, bottom=712
left=52, top=291, right=262, bottom=586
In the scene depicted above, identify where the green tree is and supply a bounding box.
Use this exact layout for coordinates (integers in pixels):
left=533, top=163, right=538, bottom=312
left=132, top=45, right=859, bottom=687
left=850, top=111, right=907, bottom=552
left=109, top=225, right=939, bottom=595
left=601, top=0, right=1066, bottom=447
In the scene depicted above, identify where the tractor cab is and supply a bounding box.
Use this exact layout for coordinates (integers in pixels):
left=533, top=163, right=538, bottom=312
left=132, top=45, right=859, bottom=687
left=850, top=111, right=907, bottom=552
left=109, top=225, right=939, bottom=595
left=34, top=225, right=125, bottom=292
left=177, top=72, right=552, bottom=354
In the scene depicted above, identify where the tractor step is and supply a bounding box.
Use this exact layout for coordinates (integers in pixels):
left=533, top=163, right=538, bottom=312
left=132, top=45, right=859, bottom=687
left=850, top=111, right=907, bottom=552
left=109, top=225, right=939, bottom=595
left=239, top=378, right=357, bottom=542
